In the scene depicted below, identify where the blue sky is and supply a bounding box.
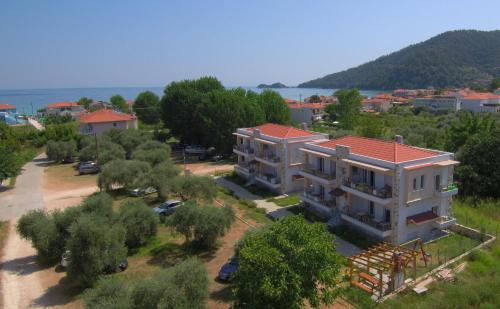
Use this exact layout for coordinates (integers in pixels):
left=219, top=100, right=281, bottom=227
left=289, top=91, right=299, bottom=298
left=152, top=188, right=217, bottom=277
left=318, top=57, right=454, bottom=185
left=0, top=0, right=499, bottom=89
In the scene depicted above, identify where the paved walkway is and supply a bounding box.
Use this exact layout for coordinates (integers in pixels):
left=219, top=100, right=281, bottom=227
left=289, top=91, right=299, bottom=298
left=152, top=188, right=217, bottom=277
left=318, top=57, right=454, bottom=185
left=335, top=237, right=362, bottom=257
left=27, top=118, right=44, bottom=131
left=0, top=154, right=46, bottom=221
left=215, top=177, right=292, bottom=217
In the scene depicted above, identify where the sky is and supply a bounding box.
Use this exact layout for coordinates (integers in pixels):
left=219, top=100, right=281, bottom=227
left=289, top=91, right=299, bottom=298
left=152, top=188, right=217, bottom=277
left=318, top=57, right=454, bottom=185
left=0, top=0, right=499, bottom=90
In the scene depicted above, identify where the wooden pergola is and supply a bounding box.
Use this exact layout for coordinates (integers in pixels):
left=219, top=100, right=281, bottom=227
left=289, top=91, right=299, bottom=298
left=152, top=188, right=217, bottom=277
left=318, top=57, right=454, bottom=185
left=348, top=239, right=426, bottom=298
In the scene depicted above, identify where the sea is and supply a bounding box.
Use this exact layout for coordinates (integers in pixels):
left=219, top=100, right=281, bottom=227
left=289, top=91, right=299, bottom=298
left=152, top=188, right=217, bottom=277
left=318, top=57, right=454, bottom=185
left=0, top=87, right=385, bottom=116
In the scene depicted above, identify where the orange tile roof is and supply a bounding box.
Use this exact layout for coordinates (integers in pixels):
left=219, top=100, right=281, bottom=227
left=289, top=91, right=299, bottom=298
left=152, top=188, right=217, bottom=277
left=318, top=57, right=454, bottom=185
left=79, top=109, right=135, bottom=124
left=0, top=104, right=16, bottom=110
left=460, top=92, right=500, bottom=100
left=246, top=123, right=317, bottom=139
left=287, top=103, right=326, bottom=109
left=317, top=136, right=440, bottom=163
left=47, top=102, right=79, bottom=108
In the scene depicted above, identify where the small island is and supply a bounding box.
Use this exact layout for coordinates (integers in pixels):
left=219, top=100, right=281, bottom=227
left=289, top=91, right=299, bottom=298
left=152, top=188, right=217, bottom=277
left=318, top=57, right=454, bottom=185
left=257, top=82, right=288, bottom=89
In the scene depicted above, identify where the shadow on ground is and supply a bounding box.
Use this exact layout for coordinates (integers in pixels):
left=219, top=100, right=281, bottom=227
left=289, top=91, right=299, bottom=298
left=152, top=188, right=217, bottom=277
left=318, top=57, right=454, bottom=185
left=31, top=276, right=80, bottom=308
left=0, top=255, right=51, bottom=276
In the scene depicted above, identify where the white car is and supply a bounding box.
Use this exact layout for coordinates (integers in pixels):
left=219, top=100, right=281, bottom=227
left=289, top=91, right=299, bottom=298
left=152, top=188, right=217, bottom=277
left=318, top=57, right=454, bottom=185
left=128, top=187, right=157, bottom=197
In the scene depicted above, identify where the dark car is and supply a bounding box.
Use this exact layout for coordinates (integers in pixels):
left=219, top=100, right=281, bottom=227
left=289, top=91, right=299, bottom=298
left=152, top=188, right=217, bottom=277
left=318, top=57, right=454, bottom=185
left=153, top=200, right=182, bottom=216
left=78, top=161, right=99, bottom=175
left=218, top=257, right=238, bottom=281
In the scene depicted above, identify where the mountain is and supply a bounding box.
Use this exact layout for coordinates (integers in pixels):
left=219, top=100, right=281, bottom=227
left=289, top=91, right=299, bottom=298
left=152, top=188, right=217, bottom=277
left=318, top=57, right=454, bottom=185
left=257, top=82, right=288, bottom=89
left=299, top=30, right=500, bottom=90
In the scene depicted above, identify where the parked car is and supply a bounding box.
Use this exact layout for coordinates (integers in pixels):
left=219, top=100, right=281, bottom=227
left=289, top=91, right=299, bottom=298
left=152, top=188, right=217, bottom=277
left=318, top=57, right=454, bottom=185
left=153, top=200, right=182, bottom=216
left=185, top=145, right=207, bottom=155
left=218, top=256, right=238, bottom=281
left=128, top=187, right=157, bottom=197
left=60, top=250, right=128, bottom=272
left=78, top=161, right=99, bottom=175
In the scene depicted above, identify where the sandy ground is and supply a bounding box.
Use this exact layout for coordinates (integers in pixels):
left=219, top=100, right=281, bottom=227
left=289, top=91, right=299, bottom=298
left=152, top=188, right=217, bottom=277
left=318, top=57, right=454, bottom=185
left=0, top=164, right=97, bottom=309
left=185, top=161, right=235, bottom=176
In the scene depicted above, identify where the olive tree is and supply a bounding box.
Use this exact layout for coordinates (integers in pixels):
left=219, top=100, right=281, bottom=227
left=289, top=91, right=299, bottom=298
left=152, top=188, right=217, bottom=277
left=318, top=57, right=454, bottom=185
left=46, top=140, right=77, bottom=162
left=135, top=161, right=180, bottom=200
left=132, top=140, right=171, bottom=166
left=173, top=175, right=217, bottom=201
left=118, top=200, right=158, bottom=248
left=234, top=216, right=342, bottom=308
left=84, top=276, right=132, bottom=309
left=97, top=160, right=151, bottom=191
left=133, top=91, right=161, bottom=124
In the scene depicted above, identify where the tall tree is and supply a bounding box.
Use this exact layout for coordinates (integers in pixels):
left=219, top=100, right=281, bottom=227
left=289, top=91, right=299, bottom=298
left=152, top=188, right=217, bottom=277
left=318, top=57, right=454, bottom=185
left=234, top=216, right=341, bottom=308
left=444, top=112, right=496, bottom=152
left=110, top=95, right=128, bottom=113
left=133, top=91, right=161, bottom=124
left=327, top=89, right=362, bottom=129
left=257, top=89, right=290, bottom=124
left=78, top=97, right=93, bottom=110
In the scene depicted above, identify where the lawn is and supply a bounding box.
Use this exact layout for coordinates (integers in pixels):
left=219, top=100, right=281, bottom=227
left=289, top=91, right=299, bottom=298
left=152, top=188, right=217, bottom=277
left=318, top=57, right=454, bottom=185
left=267, top=193, right=301, bottom=207
left=45, top=162, right=98, bottom=185
left=223, top=172, right=278, bottom=199
left=216, top=187, right=273, bottom=225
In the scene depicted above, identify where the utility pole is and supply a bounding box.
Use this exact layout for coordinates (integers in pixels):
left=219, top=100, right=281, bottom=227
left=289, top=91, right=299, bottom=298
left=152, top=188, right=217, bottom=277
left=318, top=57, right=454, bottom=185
left=183, top=148, right=187, bottom=177
left=94, top=133, right=100, bottom=165
left=30, top=102, right=34, bottom=116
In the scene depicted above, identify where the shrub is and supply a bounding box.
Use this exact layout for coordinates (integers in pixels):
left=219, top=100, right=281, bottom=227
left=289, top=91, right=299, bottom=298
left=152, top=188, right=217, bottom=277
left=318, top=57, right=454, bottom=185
left=46, top=140, right=77, bottom=162
left=174, top=175, right=217, bottom=201
left=84, top=276, right=132, bottom=309
left=118, top=200, right=158, bottom=248
left=67, top=214, right=127, bottom=288
left=132, top=140, right=171, bottom=166
left=80, top=192, right=114, bottom=219
left=97, top=160, right=151, bottom=191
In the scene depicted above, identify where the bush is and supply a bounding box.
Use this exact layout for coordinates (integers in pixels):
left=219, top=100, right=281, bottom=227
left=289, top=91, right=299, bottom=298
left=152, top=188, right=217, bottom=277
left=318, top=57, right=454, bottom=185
left=135, top=161, right=180, bottom=201
left=98, top=160, right=151, bottom=191
left=132, top=140, right=171, bottom=166
left=84, top=276, right=132, bottom=309
left=174, top=175, right=217, bottom=201
left=46, top=140, right=77, bottom=162
left=118, top=200, right=158, bottom=248
left=67, top=214, right=127, bottom=288
left=169, top=201, right=235, bottom=249
left=80, top=192, right=114, bottom=219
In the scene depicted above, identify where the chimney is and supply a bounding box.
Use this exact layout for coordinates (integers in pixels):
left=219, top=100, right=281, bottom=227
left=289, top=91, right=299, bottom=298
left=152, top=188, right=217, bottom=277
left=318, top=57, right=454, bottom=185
left=300, top=122, right=308, bottom=131
left=395, top=135, right=404, bottom=144
left=253, top=128, right=261, bottom=137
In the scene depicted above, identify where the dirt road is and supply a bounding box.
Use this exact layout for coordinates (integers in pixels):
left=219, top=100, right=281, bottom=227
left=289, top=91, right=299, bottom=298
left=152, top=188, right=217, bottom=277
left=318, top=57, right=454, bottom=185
left=0, top=160, right=97, bottom=308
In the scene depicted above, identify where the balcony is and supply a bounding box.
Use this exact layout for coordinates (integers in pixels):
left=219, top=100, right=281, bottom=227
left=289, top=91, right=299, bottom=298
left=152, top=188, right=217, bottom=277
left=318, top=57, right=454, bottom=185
left=233, top=145, right=255, bottom=157
left=234, top=163, right=255, bottom=176
left=341, top=212, right=392, bottom=238
left=302, top=190, right=336, bottom=207
left=435, top=183, right=458, bottom=198
left=255, top=174, right=281, bottom=189
left=434, top=216, right=457, bottom=229
left=299, top=165, right=336, bottom=185
left=255, top=152, right=281, bottom=166
left=341, top=179, right=393, bottom=205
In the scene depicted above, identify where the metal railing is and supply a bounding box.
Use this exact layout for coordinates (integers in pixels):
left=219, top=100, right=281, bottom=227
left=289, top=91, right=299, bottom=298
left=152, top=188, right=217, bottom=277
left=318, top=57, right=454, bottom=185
left=256, top=174, right=280, bottom=185
left=439, top=182, right=458, bottom=193
left=256, top=152, right=281, bottom=163
left=344, top=211, right=391, bottom=231
left=233, top=145, right=255, bottom=154
left=303, top=190, right=336, bottom=207
left=342, top=178, right=392, bottom=199
left=303, top=165, right=336, bottom=180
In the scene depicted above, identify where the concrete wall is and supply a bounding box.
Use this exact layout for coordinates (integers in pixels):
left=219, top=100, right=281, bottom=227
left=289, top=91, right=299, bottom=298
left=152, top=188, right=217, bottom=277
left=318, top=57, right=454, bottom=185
left=79, top=119, right=137, bottom=136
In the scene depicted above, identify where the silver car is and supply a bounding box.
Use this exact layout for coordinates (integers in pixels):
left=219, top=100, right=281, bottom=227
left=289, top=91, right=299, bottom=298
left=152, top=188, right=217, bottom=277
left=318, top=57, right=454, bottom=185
left=153, top=200, right=182, bottom=216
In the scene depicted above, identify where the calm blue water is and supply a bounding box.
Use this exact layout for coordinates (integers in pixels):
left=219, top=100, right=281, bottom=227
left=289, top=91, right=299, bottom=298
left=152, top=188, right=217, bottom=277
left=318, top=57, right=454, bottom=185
left=0, top=87, right=384, bottom=116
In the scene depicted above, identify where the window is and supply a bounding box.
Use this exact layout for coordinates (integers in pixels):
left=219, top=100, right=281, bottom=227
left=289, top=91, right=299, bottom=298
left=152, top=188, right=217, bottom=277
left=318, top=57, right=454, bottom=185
left=318, top=157, right=324, bottom=172
left=435, top=174, right=441, bottom=191
left=369, top=202, right=374, bottom=216
left=420, top=175, right=425, bottom=189
left=432, top=206, right=438, bottom=214
left=413, top=178, right=417, bottom=190
left=113, top=122, right=117, bottom=127
left=319, top=185, right=325, bottom=198
left=385, top=209, right=391, bottom=223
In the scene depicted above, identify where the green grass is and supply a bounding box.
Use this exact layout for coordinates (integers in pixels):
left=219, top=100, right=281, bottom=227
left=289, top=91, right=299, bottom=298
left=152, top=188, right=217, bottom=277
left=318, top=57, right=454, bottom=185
left=216, top=187, right=272, bottom=225
left=330, top=224, right=377, bottom=250
left=266, top=194, right=300, bottom=207
left=223, top=172, right=278, bottom=199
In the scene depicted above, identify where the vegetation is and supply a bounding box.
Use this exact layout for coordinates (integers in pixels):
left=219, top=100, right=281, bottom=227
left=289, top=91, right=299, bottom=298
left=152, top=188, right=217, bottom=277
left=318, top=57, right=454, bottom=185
left=267, top=194, right=301, bottom=207
left=131, top=140, right=171, bottom=166
left=117, top=200, right=158, bottom=248
left=257, top=82, right=287, bottom=89
left=234, top=216, right=341, bottom=308
left=160, top=76, right=288, bottom=153
left=77, top=97, right=93, bottom=110
left=46, top=140, right=77, bottom=162
left=173, top=175, right=218, bottom=201
left=133, top=91, right=161, bottom=124
left=325, top=89, right=362, bottom=129
left=168, top=201, right=235, bottom=249
left=97, top=160, right=151, bottom=191
left=299, top=30, right=500, bottom=89
left=110, top=94, right=128, bottom=113
left=42, top=114, right=73, bottom=125
left=84, top=258, right=208, bottom=309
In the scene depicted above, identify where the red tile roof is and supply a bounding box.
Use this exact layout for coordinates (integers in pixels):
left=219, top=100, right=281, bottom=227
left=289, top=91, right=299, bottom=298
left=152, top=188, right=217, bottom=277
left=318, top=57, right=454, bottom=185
left=246, top=123, right=317, bottom=139
left=287, top=103, right=326, bottom=109
left=317, top=136, right=440, bottom=163
left=0, top=104, right=16, bottom=110
left=47, top=102, right=79, bottom=108
left=79, top=109, right=136, bottom=124
left=460, top=91, right=500, bottom=100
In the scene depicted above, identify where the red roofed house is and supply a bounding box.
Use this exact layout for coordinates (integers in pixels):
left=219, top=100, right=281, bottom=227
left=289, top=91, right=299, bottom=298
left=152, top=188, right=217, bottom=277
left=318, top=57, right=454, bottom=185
left=233, top=123, right=328, bottom=193
left=455, top=90, right=500, bottom=113
left=299, top=135, right=458, bottom=244
left=46, top=102, right=85, bottom=118
left=362, top=98, right=391, bottom=113
left=0, top=104, right=17, bottom=113
left=79, top=109, right=137, bottom=136
left=287, top=103, right=327, bottom=125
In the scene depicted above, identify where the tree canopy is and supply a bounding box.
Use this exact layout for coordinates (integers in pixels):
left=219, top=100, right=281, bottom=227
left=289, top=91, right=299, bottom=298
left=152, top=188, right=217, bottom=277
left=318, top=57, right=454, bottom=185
left=110, top=94, right=128, bottom=113
left=234, top=216, right=341, bottom=308
left=325, top=89, right=362, bottom=129
left=133, top=91, right=161, bottom=124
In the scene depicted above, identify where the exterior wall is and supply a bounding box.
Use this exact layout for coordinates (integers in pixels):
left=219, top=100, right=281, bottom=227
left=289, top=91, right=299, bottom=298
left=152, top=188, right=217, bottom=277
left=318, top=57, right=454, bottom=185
left=47, top=105, right=85, bottom=116
left=412, top=97, right=459, bottom=112
left=289, top=108, right=313, bottom=125
left=79, top=119, right=137, bottom=136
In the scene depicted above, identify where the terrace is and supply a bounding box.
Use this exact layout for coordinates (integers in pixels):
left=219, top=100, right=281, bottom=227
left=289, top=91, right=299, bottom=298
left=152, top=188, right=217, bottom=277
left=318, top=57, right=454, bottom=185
left=233, top=144, right=255, bottom=156
left=435, top=182, right=459, bottom=197
left=341, top=211, right=392, bottom=238
left=300, top=164, right=336, bottom=184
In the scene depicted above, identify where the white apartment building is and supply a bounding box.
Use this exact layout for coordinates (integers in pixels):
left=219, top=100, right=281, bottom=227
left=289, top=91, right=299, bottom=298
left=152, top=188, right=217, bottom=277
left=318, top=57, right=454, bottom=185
left=233, top=123, right=328, bottom=194
left=299, top=135, right=458, bottom=244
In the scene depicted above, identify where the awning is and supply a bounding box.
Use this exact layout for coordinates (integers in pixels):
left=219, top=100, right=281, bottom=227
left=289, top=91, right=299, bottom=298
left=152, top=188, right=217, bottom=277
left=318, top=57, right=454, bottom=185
left=434, top=160, right=460, bottom=167
left=407, top=211, right=438, bottom=225
left=299, top=148, right=332, bottom=158
left=341, top=159, right=391, bottom=173
left=254, top=138, right=277, bottom=145
left=232, top=132, right=250, bottom=138
left=404, top=163, right=434, bottom=171
left=292, top=174, right=304, bottom=181
left=331, top=188, right=346, bottom=197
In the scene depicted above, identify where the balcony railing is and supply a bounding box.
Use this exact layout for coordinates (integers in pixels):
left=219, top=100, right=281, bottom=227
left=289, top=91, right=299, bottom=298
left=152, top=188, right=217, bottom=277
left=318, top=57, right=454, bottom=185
left=233, top=145, right=255, bottom=154
left=256, top=152, right=280, bottom=163
left=344, top=212, right=391, bottom=231
left=342, top=178, right=392, bottom=199
left=235, top=163, right=255, bottom=174
left=256, top=174, right=280, bottom=185
left=303, top=165, right=336, bottom=180
left=303, top=190, right=336, bottom=208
